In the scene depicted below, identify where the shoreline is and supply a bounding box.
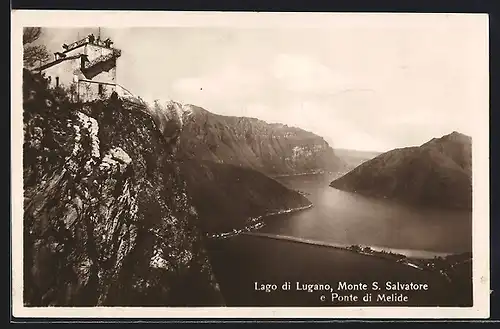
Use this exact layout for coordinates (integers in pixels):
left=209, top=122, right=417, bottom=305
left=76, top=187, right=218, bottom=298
left=206, top=203, right=313, bottom=240
left=205, top=189, right=472, bottom=283
left=239, top=232, right=471, bottom=281
left=270, top=170, right=329, bottom=178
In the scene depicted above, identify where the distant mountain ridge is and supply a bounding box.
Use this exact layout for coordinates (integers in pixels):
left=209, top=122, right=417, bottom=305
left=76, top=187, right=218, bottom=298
left=334, top=148, right=383, bottom=171
left=175, top=104, right=344, bottom=176
left=330, top=131, right=472, bottom=209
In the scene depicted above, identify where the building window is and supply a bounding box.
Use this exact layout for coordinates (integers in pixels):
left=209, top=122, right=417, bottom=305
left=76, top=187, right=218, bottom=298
left=55, top=77, right=59, bottom=88
left=98, top=84, right=104, bottom=96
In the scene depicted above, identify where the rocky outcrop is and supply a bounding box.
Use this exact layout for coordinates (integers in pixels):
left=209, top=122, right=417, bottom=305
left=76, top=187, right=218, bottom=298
left=330, top=132, right=472, bottom=210
left=178, top=105, right=344, bottom=176
left=22, top=70, right=223, bottom=306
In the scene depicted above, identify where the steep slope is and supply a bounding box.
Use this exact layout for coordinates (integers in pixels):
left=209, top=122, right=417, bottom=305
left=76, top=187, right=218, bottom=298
left=181, top=160, right=312, bottom=234
left=330, top=132, right=472, bottom=209
left=177, top=104, right=343, bottom=176
left=137, top=100, right=315, bottom=234
left=22, top=70, right=223, bottom=306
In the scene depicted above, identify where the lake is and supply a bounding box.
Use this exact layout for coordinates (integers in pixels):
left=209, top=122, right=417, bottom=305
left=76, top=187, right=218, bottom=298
left=262, top=173, right=472, bottom=255
left=207, top=173, right=473, bottom=307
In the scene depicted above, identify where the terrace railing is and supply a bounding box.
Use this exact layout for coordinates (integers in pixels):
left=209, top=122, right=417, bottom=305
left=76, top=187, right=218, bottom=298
left=83, top=48, right=122, bottom=71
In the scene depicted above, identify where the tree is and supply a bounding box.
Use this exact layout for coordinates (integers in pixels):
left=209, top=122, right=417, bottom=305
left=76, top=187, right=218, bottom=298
left=23, top=27, right=42, bottom=45
left=23, top=27, right=50, bottom=70
left=23, top=45, right=50, bottom=69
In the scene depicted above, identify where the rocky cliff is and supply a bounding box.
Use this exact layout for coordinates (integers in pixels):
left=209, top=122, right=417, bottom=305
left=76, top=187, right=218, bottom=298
left=330, top=132, right=472, bottom=209
left=176, top=105, right=343, bottom=176
left=22, top=70, right=223, bottom=306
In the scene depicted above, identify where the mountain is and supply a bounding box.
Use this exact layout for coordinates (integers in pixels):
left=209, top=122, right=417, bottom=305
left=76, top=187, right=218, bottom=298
left=22, top=70, right=223, bottom=306
left=330, top=132, right=472, bottom=209
left=181, top=160, right=312, bottom=234
left=139, top=100, right=316, bottom=234
left=174, top=104, right=343, bottom=176
left=334, top=148, right=382, bottom=171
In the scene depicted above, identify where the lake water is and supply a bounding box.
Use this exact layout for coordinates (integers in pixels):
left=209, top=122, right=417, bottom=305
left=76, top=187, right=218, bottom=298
left=261, top=173, right=472, bottom=255
left=207, top=173, right=473, bottom=307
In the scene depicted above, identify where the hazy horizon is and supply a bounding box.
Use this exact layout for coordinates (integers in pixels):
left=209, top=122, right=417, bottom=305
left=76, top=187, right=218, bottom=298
left=33, top=18, right=486, bottom=152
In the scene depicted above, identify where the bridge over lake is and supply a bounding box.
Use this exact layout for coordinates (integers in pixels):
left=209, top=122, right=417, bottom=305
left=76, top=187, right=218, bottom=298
left=242, top=231, right=451, bottom=260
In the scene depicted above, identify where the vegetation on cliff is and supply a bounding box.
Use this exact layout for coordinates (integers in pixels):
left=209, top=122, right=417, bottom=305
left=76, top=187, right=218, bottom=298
left=22, top=70, right=223, bottom=306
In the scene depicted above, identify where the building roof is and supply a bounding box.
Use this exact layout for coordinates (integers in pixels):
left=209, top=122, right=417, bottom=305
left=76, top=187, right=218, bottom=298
left=35, top=34, right=120, bottom=73
left=62, top=34, right=115, bottom=54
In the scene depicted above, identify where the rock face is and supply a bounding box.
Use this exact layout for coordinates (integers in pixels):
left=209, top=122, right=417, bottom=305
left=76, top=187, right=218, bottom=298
left=181, top=160, right=312, bottom=234
left=330, top=132, right=472, bottom=209
left=178, top=105, right=343, bottom=176
left=22, top=70, right=223, bottom=306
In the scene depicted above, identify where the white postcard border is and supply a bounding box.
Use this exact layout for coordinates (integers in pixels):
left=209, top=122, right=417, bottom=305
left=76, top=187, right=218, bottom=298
left=10, top=10, right=491, bottom=319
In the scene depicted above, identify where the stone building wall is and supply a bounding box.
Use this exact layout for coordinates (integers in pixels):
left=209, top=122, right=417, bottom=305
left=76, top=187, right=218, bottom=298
left=39, top=36, right=120, bottom=102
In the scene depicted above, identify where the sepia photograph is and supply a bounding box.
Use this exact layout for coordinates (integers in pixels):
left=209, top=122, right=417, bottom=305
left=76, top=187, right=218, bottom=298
left=11, top=11, right=490, bottom=318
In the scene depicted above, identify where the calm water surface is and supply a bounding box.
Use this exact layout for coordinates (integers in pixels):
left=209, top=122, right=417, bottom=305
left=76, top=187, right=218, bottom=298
left=208, top=173, right=472, bottom=306
left=261, top=173, right=472, bottom=255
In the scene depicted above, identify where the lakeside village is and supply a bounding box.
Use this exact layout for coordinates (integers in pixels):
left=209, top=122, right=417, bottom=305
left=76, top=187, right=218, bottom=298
left=345, top=245, right=472, bottom=281
left=206, top=204, right=314, bottom=240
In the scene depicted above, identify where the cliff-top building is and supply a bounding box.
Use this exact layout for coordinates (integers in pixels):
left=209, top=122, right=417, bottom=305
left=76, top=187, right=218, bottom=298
left=36, top=32, right=123, bottom=102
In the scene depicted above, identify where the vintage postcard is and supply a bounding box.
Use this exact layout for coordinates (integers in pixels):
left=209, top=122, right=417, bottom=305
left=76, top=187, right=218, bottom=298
left=11, top=10, right=490, bottom=319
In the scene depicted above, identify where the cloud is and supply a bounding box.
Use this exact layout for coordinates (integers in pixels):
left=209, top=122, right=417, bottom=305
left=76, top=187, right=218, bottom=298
left=271, top=54, right=355, bottom=94
left=172, top=53, right=359, bottom=104
left=243, top=99, right=390, bottom=152
left=172, top=64, right=266, bottom=103
left=168, top=54, right=396, bottom=152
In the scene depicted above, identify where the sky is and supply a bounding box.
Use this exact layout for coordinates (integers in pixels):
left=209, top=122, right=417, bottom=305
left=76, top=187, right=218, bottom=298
left=35, top=17, right=487, bottom=152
